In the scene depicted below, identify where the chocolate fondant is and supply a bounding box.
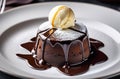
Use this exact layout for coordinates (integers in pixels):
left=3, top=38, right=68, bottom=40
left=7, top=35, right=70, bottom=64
left=16, top=5, right=108, bottom=76
left=34, top=23, right=90, bottom=67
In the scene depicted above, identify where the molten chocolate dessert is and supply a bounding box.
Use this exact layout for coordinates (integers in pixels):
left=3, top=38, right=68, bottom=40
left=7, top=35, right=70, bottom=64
left=34, top=21, right=90, bottom=67
left=17, top=5, right=108, bottom=76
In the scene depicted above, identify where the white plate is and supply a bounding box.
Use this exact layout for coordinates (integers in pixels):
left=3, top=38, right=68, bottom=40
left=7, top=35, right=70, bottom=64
left=0, top=2, right=120, bottom=79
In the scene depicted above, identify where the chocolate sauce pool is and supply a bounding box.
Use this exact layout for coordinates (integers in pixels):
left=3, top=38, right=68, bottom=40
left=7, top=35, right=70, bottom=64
left=16, top=28, right=108, bottom=76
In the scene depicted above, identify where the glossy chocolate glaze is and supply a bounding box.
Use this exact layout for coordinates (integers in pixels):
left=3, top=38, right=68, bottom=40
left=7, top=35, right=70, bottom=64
left=16, top=28, right=108, bottom=76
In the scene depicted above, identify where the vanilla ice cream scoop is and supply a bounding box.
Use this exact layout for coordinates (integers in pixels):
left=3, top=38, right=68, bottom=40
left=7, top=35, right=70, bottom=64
left=48, top=5, right=75, bottom=29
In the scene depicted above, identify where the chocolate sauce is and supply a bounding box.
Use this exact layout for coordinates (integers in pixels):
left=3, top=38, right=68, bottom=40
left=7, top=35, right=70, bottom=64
left=16, top=28, right=108, bottom=76
left=69, top=27, right=86, bottom=35
left=31, top=37, right=36, bottom=41
left=21, top=42, right=35, bottom=52
left=40, top=28, right=56, bottom=65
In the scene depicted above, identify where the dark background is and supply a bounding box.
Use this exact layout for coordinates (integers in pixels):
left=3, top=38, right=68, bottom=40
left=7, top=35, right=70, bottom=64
left=0, top=0, right=120, bottom=79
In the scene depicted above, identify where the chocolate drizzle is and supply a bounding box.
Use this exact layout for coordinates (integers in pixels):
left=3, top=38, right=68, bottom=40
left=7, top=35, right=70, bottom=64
left=17, top=27, right=108, bottom=76
left=34, top=28, right=50, bottom=54
left=69, top=27, right=86, bottom=35
left=40, top=28, right=56, bottom=65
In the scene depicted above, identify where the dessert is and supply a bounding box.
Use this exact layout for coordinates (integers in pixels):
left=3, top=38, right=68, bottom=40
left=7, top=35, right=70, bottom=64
left=17, top=5, right=108, bottom=76
left=34, top=5, right=90, bottom=67
left=35, top=21, right=90, bottom=67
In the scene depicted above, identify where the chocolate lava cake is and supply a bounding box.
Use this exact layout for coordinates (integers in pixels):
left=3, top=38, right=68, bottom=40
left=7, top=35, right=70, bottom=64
left=33, top=21, right=90, bottom=67
left=17, top=5, right=108, bottom=76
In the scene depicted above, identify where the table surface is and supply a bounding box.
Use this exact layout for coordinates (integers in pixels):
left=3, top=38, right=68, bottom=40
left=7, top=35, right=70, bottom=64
left=0, top=0, right=120, bottom=79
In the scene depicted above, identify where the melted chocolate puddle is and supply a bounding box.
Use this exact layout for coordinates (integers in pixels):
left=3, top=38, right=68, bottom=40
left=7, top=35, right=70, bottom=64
left=21, top=42, right=35, bottom=52
left=16, top=28, right=108, bottom=76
